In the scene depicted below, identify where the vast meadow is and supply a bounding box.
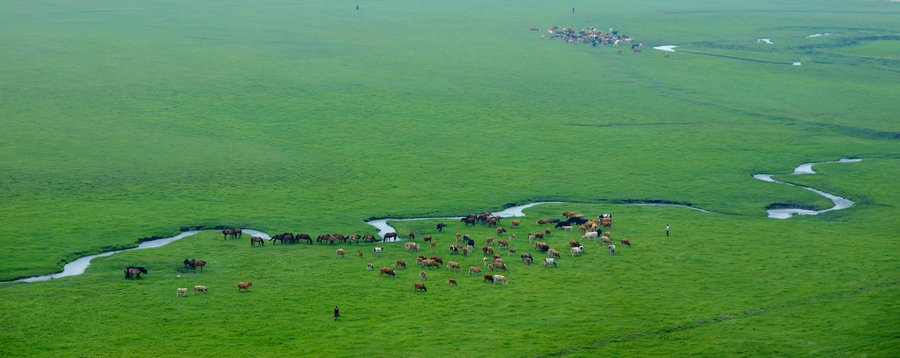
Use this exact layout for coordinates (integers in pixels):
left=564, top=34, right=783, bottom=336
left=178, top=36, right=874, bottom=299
left=1, top=0, right=898, bottom=356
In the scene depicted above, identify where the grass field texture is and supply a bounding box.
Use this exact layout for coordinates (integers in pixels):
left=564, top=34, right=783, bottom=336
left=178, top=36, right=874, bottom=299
left=1, top=0, right=898, bottom=356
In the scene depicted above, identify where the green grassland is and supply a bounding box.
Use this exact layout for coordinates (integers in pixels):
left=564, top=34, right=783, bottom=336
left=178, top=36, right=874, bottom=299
left=1, top=0, right=898, bottom=356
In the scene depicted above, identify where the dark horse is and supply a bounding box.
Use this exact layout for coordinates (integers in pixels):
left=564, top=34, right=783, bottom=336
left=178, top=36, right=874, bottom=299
left=124, top=266, right=148, bottom=279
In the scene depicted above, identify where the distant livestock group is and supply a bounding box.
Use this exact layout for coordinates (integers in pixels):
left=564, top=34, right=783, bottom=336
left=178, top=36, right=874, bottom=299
left=128, top=209, right=638, bottom=300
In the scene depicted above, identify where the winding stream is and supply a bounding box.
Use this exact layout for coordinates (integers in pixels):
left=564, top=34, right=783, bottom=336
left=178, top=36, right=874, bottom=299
left=14, top=159, right=859, bottom=283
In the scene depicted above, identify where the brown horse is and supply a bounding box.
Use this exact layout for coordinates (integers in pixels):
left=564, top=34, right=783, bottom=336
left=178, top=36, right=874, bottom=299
left=222, top=228, right=235, bottom=240
left=250, top=236, right=265, bottom=247
left=124, top=266, right=148, bottom=279
left=193, top=259, right=206, bottom=272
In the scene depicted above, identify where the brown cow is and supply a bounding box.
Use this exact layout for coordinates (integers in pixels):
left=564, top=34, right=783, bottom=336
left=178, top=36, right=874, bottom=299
left=408, top=231, right=416, bottom=241
left=447, top=261, right=462, bottom=272
left=395, top=260, right=407, bottom=268
left=429, top=256, right=443, bottom=265
left=379, top=267, right=396, bottom=277
left=496, top=227, right=507, bottom=235
left=469, top=266, right=482, bottom=275
left=194, top=285, right=208, bottom=293
left=483, top=274, right=495, bottom=283
left=448, top=279, right=458, bottom=286
left=414, top=282, right=427, bottom=293
left=420, top=259, right=440, bottom=269
left=510, top=220, right=520, bottom=228
left=536, top=219, right=549, bottom=226
left=237, top=281, right=252, bottom=292
left=621, top=239, right=631, bottom=246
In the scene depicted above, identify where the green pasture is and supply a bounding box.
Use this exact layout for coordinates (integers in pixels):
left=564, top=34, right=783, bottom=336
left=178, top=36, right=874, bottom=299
left=1, top=0, right=898, bottom=356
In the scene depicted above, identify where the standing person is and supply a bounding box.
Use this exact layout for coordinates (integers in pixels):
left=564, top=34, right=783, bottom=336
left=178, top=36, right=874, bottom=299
left=666, top=224, right=670, bottom=237
left=334, top=306, right=340, bottom=321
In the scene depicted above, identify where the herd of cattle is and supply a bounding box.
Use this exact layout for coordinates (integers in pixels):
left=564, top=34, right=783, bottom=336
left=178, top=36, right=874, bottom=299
left=127, top=211, right=633, bottom=296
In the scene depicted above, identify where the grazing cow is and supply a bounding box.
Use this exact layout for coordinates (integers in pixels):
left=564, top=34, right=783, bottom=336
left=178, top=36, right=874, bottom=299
left=601, top=236, right=612, bottom=245
left=562, top=211, right=576, bottom=217
left=373, top=247, right=383, bottom=255
left=582, top=231, right=599, bottom=240
left=536, top=219, right=549, bottom=226
left=507, top=249, right=517, bottom=256
left=408, top=231, right=416, bottom=241
left=482, top=245, right=494, bottom=255
left=534, top=242, right=550, bottom=253
left=533, top=232, right=545, bottom=240
left=498, top=240, right=509, bottom=249
left=414, top=282, right=427, bottom=293
left=562, top=225, right=573, bottom=232
left=419, top=259, right=440, bottom=269
left=489, top=262, right=507, bottom=271
left=448, top=279, right=458, bottom=286
left=194, top=285, right=208, bottom=293
left=176, top=288, right=187, bottom=297
left=571, top=246, right=584, bottom=256
left=524, top=257, right=533, bottom=265
left=336, top=248, right=346, bottom=258
left=493, top=275, right=508, bottom=285
left=395, top=260, right=407, bottom=269
left=608, top=244, right=616, bottom=254
left=250, top=236, right=265, bottom=247
left=422, top=236, right=432, bottom=243
left=544, top=258, right=557, bottom=267
left=447, top=261, right=462, bottom=272
left=237, top=281, right=252, bottom=292
left=383, top=232, right=398, bottom=241
left=496, top=227, right=507, bottom=236
left=469, top=266, right=482, bottom=275
left=482, top=257, right=489, bottom=267
left=548, top=249, right=561, bottom=258
left=366, top=263, right=375, bottom=270
left=405, top=242, right=420, bottom=252
left=436, top=222, right=447, bottom=232
left=569, top=240, right=581, bottom=248
left=449, top=245, right=461, bottom=255
left=379, top=267, right=396, bottom=277
left=418, top=271, right=427, bottom=280
left=483, top=274, right=495, bottom=283
left=430, top=241, right=436, bottom=248
left=510, top=219, right=520, bottom=229
left=621, top=239, right=631, bottom=247
left=429, top=256, right=443, bottom=265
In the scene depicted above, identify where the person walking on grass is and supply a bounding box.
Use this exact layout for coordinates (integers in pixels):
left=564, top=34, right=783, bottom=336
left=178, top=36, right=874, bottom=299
left=666, top=224, right=670, bottom=237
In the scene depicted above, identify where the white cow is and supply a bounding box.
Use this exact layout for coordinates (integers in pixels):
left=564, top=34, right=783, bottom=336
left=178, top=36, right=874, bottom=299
left=608, top=244, right=616, bottom=254
left=582, top=231, right=598, bottom=240
left=544, top=258, right=557, bottom=267
left=571, top=246, right=584, bottom=256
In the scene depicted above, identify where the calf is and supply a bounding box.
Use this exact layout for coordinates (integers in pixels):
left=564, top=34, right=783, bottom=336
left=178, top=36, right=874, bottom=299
left=366, top=263, right=375, bottom=270
left=373, top=247, right=383, bottom=255
left=237, top=281, right=253, bottom=292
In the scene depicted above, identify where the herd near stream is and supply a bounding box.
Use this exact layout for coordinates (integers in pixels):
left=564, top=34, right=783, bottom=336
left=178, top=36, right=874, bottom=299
left=134, top=210, right=633, bottom=297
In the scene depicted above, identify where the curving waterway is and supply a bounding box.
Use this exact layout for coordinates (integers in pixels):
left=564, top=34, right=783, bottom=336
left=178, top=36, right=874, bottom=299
left=14, top=159, right=859, bottom=283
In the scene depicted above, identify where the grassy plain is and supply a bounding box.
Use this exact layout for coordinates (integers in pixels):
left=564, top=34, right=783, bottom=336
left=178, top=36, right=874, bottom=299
left=1, top=0, right=898, bottom=356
